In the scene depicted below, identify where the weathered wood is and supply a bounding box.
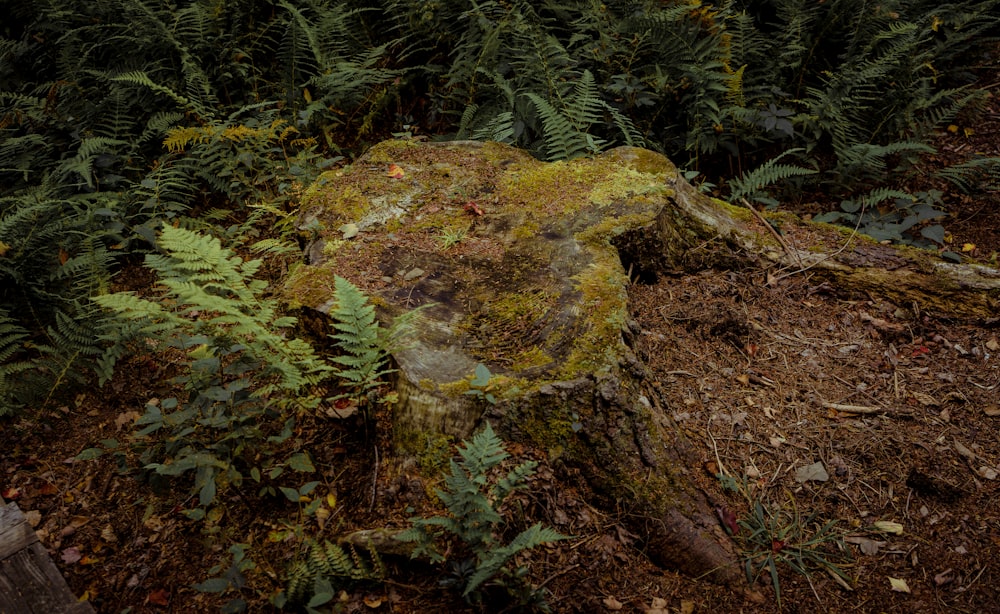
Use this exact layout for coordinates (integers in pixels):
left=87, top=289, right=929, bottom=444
left=0, top=502, right=95, bottom=614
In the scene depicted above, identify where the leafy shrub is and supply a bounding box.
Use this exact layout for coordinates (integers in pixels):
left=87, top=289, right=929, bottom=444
left=91, top=225, right=332, bottom=515
left=813, top=189, right=951, bottom=249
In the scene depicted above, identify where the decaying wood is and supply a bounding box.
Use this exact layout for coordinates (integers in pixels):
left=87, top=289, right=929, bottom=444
left=285, top=139, right=1000, bottom=584
left=0, top=502, right=95, bottom=614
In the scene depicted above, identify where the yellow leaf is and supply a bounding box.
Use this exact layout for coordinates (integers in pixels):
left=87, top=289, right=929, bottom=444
left=931, top=15, right=943, bottom=32
left=0, top=240, right=10, bottom=256
left=947, top=124, right=959, bottom=133
left=326, top=492, right=337, bottom=508
left=963, top=127, right=975, bottom=137
left=873, top=520, right=904, bottom=535
left=962, top=243, right=976, bottom=253
left=889, top=577, right=910, bottom=593
left=303, top=88, right=312, bottom=103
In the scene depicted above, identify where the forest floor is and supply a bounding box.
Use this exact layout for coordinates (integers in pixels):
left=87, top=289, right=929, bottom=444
left=2, top=91, right=1000, bottom=614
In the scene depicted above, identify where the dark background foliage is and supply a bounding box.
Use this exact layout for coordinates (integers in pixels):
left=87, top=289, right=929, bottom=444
left=1, top=0, right=998, bottom=410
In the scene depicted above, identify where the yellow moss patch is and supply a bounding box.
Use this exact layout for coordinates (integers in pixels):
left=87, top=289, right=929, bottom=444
left=558, top=255, right=629, bottom=379
left=362, top=139, right=420, bottom=164
left=281, top=264, right=337, bottom=310
left=509, top=346, right=554, bottom=372
left=589, top=167, right=673, bottom=207
left=575, top=211, right=659, bottom=244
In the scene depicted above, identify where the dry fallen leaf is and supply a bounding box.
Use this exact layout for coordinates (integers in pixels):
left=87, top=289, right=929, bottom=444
left=934, top=569, right=954, bottom=586
left=101, top=525, right=118, bottom=543
left=147, top=588, right=170, bottom=607
left=644, top=597, right=670, bottom=614
left=115, top=410, right=141, bottom=431
left=983, top=405, right=1000, bottom=417
left=602, top=596, right=623, bottom=610
left=888, top=577, right=910, bottom=593
left=315, top=505, right=331, bottom=530
left=845, top=535, right=885, bottom=556
left=795, top=461, right=829, bottom=483
left=60, top=546, right=82, bottom=564
left=953, top=439, right=977, bottom=461
left=872, top=520, right=904, bottom=535
left=24, top=509, right=41, bottom=528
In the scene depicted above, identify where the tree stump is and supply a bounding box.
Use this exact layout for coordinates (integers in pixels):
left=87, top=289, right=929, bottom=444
left=284, top=139, right=1000, bottom=582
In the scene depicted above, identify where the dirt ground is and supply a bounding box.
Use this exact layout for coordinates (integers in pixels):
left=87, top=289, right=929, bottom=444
left=2, top=91, right=1000, bottom=614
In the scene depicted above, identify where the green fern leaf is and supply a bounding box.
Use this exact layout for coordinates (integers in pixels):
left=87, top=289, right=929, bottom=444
left=729, top=149, right=817, bottom=204
left=464, top=523, right=568, bottom=596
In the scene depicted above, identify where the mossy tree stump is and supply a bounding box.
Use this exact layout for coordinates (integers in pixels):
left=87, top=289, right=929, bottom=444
left=285, top=139, right=1000, bottom=582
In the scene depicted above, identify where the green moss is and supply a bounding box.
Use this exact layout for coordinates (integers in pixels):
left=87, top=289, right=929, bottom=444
left=437, top=378, right=473, bottom=397
left=557, top=255, right=629, bottom=379
left=575, top=211, right=658, bottom=244
left=498, top=159, right=599, bottom=218
left=414, top=431, right=456, bottom=476
left=509, top=346, right=553, bottom=372
left=710, top=197, right=754, bottom=222
left=589, top=167, right=673, bottom=207
left=281, top=265, right=337, bottom=310
left=606, top=146, right=678, bottom=176
left=363, top=139, right=420, bottom=164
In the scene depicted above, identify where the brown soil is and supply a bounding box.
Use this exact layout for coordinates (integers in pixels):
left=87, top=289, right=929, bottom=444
left=3, top=84, right=1000, bottom=614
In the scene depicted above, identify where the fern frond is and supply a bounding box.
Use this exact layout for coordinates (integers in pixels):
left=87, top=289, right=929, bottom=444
left=0, top=309, right=32, bottom=416
left=464, top=523, right=568, bottom=596
left=729, top=149, right=817, bottom=204
left=111, top=70, right=213, bottom=119
left=934, top=156, right=1000, bottom=193
left=284, top=539, right=384, bottom=605
left=525, top=92, right=594, bottom=161
left=327, top=275, right=392, bottom=396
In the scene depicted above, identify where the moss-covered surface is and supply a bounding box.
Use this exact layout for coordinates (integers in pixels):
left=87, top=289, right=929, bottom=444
left=284, top=140, right=714, bottom=449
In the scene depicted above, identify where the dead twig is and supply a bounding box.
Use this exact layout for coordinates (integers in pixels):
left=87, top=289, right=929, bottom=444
left=741, top=198, right=804, bottom=270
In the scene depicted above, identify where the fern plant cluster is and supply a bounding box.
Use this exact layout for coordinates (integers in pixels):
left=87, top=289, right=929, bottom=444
left=397, top=423, right=568, bottom=608
left=85, top=226, right=402, bottom=525
left=377, top=0, right=1000, bottom=247
left=0, top=0, right=397, bottom=412
left=89, top=225, right=334, bottom=515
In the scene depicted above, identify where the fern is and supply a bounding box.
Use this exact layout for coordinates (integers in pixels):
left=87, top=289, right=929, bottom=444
left=934, top=156, right=1000, bottom=194
left=0, top=308, right=31, bottom=416
left=398, top=422, right=568, bottom=603
left=326, top=275, right=396, bottom=402
left=729, top=149, right=818, bottom=206
left=285, top=540, right=385, bottom=605
left=92, top=226, right=331, bottom=509
left=111, top=70, right=214, bottom=120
